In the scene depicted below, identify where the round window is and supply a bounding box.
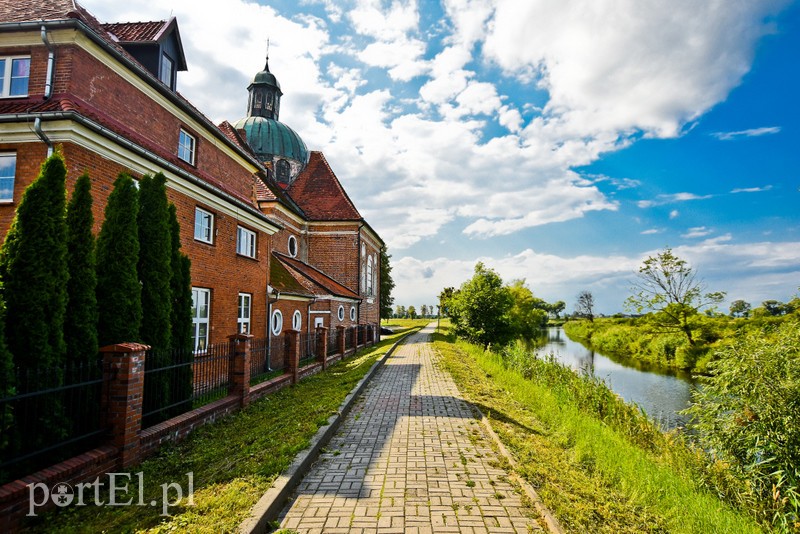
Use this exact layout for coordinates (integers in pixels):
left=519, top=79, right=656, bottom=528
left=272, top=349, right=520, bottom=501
left=337, top=305, right=345, bottom=321
left=292, top=310, right=302, bottom=330
left=271, top=310, right=283, bottom=335
left=288, top=235, right=297, bottom=257
left=350, top=306, right=356, bottom=321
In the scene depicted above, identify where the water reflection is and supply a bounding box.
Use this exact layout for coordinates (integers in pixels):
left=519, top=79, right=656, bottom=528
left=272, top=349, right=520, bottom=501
left=528, top=327, right=696, bottom=429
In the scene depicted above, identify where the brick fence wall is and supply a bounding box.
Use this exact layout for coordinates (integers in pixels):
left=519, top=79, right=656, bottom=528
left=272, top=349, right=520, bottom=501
left=0, top=325, right=379, bottom=532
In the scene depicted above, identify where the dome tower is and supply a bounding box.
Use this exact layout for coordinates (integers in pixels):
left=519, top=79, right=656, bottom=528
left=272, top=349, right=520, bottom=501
left=233, top=55, right=309, bottom=185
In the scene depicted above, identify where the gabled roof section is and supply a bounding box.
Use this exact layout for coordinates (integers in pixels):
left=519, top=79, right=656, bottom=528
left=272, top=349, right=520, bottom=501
left=286, top=151, right=361, bottom=221
left=274, top=253, right=360, bottom=300
left=102, top=17, right=187, bottom=71
left=270, top=257, right=315, bottom=298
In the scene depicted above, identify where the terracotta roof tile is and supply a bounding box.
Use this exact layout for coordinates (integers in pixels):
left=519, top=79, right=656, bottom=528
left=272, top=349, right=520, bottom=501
left=286, top=151, right=362, bottom=221
left=274, top=253, right=360, bottom=300
left=102, top=21, right=167, bottom=42
left=270, top=258, right=315, bottom=298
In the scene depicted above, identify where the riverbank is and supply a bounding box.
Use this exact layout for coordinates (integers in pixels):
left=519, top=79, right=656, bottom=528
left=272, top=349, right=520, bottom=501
left=433, top=325, right=763, bottom=533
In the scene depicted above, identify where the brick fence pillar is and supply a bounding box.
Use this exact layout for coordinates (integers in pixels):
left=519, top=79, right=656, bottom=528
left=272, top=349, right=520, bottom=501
left=286, top=329, right=300, bottom=384
left=316, top=326, right=328, bottom=370
left=337, top=325, right=347, bottom=358
left=100, top=342, right=149, bottom=470
left=228, top=333, right=253, bottom=407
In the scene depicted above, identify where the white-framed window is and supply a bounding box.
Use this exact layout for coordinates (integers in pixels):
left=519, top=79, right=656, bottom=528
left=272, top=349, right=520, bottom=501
left=350, top=306, right=356, bottom=321
left=292, top=310, right=302, bottom=331
left=191, top=288, right=211, bottom=351
left=178, top=128, right=195, bottom=165
left=194, top=207, right=214, bottom=243
left=337, top=305, right=345, bottom=322
left=271, top=310, right=283, bottom=336
left=361, top=244, right=367, bottom=293
left=237, top=226, right=256, bottom=258
left=0, top=153, right=16, bottom=202
left=0, top=56, right=30, bottom=97
left=288, top=235, right=297, bottom=257
left=366, top=255, right=374, bottom=296
left=238, top=293, right=251, bottom=334
left=160, top=53, right=174, bottom=89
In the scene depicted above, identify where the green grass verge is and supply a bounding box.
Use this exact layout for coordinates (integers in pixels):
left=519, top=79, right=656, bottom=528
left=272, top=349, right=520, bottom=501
left=27, top=327, right=420, bottom=533
left=432, top=327, right=763, bottom=534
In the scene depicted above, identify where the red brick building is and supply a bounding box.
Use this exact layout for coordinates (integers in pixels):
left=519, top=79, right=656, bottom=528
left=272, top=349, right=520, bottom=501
left=0, top=0, right=383, bottom=350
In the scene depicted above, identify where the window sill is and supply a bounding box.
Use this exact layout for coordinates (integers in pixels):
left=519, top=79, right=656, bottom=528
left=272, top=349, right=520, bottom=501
left=236, top=253, right=259, bottom=262
left=194, top=238, right=214, bottom=246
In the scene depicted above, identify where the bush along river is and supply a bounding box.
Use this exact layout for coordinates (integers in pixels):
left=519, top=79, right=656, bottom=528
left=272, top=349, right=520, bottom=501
left=531, top=327, right=696, bottom=429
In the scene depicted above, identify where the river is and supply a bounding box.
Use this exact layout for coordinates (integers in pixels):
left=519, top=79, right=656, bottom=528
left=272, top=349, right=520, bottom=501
left=533, top=327, right=696, bottom=429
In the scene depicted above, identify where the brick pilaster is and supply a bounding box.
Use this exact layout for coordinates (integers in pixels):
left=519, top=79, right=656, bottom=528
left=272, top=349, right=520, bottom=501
left=100, top=342, right=149, bottom=470
left=228, top=333, right=253, bottom=407
left=286, top=329, right=300, bottom=384
left=337, top=325, right=346, bottom=358
left=316, top=326, right=328, bottom=370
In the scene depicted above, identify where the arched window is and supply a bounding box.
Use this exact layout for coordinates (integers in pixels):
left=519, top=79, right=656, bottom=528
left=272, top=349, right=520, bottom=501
left=288, top=235, right=298, bottom=257
left=361, top=244, right=367, bottom=293
left=337, top=305, right=345, bottom=322
left=292, top=310, right=302, bottom=331
left=366, top=256, right=374, bottom=296
left=271, top=310, right=283, bottom=336
left=276, top=159, right=290, bottom=183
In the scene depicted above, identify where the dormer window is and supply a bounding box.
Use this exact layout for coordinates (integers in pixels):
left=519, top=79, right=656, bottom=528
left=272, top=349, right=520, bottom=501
left=160, top=53, right=174, bottom=90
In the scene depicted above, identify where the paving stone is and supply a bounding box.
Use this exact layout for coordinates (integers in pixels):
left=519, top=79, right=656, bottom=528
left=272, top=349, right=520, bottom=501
left=278, top=324, right=543, bottom=533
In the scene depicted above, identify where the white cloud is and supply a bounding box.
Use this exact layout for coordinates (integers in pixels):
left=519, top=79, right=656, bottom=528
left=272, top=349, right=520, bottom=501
left=713, top=126, right=781, bottom=141
left=682, top=226, right=713, bottom=239
left=731, top=185, right=773, bottom=193
left=641, top=228, right=662, bottom=235
left=639, top=192, right=714, bottom=208
left=669, top=210, right=680, bottom=219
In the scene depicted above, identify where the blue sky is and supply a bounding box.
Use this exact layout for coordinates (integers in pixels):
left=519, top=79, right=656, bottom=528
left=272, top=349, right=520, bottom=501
left=85, top=0, right=800, bottom=314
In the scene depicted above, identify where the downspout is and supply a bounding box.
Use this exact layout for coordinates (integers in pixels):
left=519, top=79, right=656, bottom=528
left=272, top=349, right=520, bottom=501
left=41, top=25, right=55, bottom=99
left=34, top=26, right=56, bottom=157
left=33, top=118, right=53, bottom=158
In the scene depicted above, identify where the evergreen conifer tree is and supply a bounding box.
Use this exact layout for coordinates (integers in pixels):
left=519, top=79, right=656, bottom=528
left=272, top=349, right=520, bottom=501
left=137, top=173, right=172, bottom=352
left=65, top=173, right=98, bottom=363
left=0, top=152, right=68, bottom=378
left=96, top=173, right=141, bottom=347
left=168, top=203, right=194, bottom=414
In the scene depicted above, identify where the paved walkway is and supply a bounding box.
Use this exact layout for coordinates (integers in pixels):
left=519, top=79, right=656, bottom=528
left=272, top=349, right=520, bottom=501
left=278, top=323, right=543, bottom=533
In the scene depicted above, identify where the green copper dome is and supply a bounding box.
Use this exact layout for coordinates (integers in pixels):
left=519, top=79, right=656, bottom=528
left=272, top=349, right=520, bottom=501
left=232, top=116, right=309, bottom=165
left=252, top=68, right=281, bottom=91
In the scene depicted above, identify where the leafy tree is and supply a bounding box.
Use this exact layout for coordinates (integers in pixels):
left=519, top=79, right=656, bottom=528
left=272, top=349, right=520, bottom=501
left=575, top=290, right=595, bottom=322
left=448, top=262, right=514, bottom=347
left=64, top=173, right=98, bottom=363
left=549, top=300, right=566, bottom=320
left=379, top=248, right=395, bottom=322
left=421, top=304, right=428, bottom=317
left=729, top=299, right=751, bottom=318
left=395, top=305, right=406, bottom=318
left=439, top=287, right=455, bottom=317
left=408, top=305, right=417, bottom=319
left=625, top=248, right=725, bottom=346
left=685, top=321, right=800, bottom=529
left=137, top=173, right=172, bottom=352
left=762, top=300, right=787, bottom=317
left=96, top=173, right=141, bottom=347
left=507, top=280, right=548, bottom=336
left=0, top=152, right=68, bottom=376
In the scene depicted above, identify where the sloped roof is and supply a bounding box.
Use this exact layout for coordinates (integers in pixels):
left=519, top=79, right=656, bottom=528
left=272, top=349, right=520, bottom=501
left=274, top=253, right=360, bottom=300
left=270, top=257, right=315, bottom=298
left=102, top=21, right=166, bottom=42
left=286, top=151, right=361, bottom=221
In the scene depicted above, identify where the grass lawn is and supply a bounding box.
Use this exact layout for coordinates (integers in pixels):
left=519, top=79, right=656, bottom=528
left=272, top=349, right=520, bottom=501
left=28, top=326, right=421, bottom=533
left=432, top=325, right=764, bottom=534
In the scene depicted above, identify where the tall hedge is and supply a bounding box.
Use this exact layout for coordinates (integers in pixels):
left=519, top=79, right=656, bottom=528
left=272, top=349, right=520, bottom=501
left=64, top=173, right=98, bottom=363
left=169, top=203, right=193, bottom=353
left=96, top=173, right=141, bottom=347
left=0, top=152, right=68, bottom=378
left=137, top=173, right=172, bottom=352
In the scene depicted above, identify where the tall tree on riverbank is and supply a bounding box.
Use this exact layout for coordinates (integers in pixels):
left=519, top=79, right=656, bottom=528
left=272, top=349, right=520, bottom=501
left=449, top=262, right=514, bottom=347
left=625, top=248, right=724, bottom=345
left=96, top=173, right=141, bottom=347
left=575, top=290, right=595, bottom=322
left=65, top=173, right=98, bottom=363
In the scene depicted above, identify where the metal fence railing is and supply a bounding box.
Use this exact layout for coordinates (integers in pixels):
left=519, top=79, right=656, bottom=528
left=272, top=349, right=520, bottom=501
left=142, top=340, right=231, bottom=428
left=327, top=327, right=340, bottom=356
left=0, top=358, right=105, bottom=485
left=299, top=332, right=317, bottom=367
